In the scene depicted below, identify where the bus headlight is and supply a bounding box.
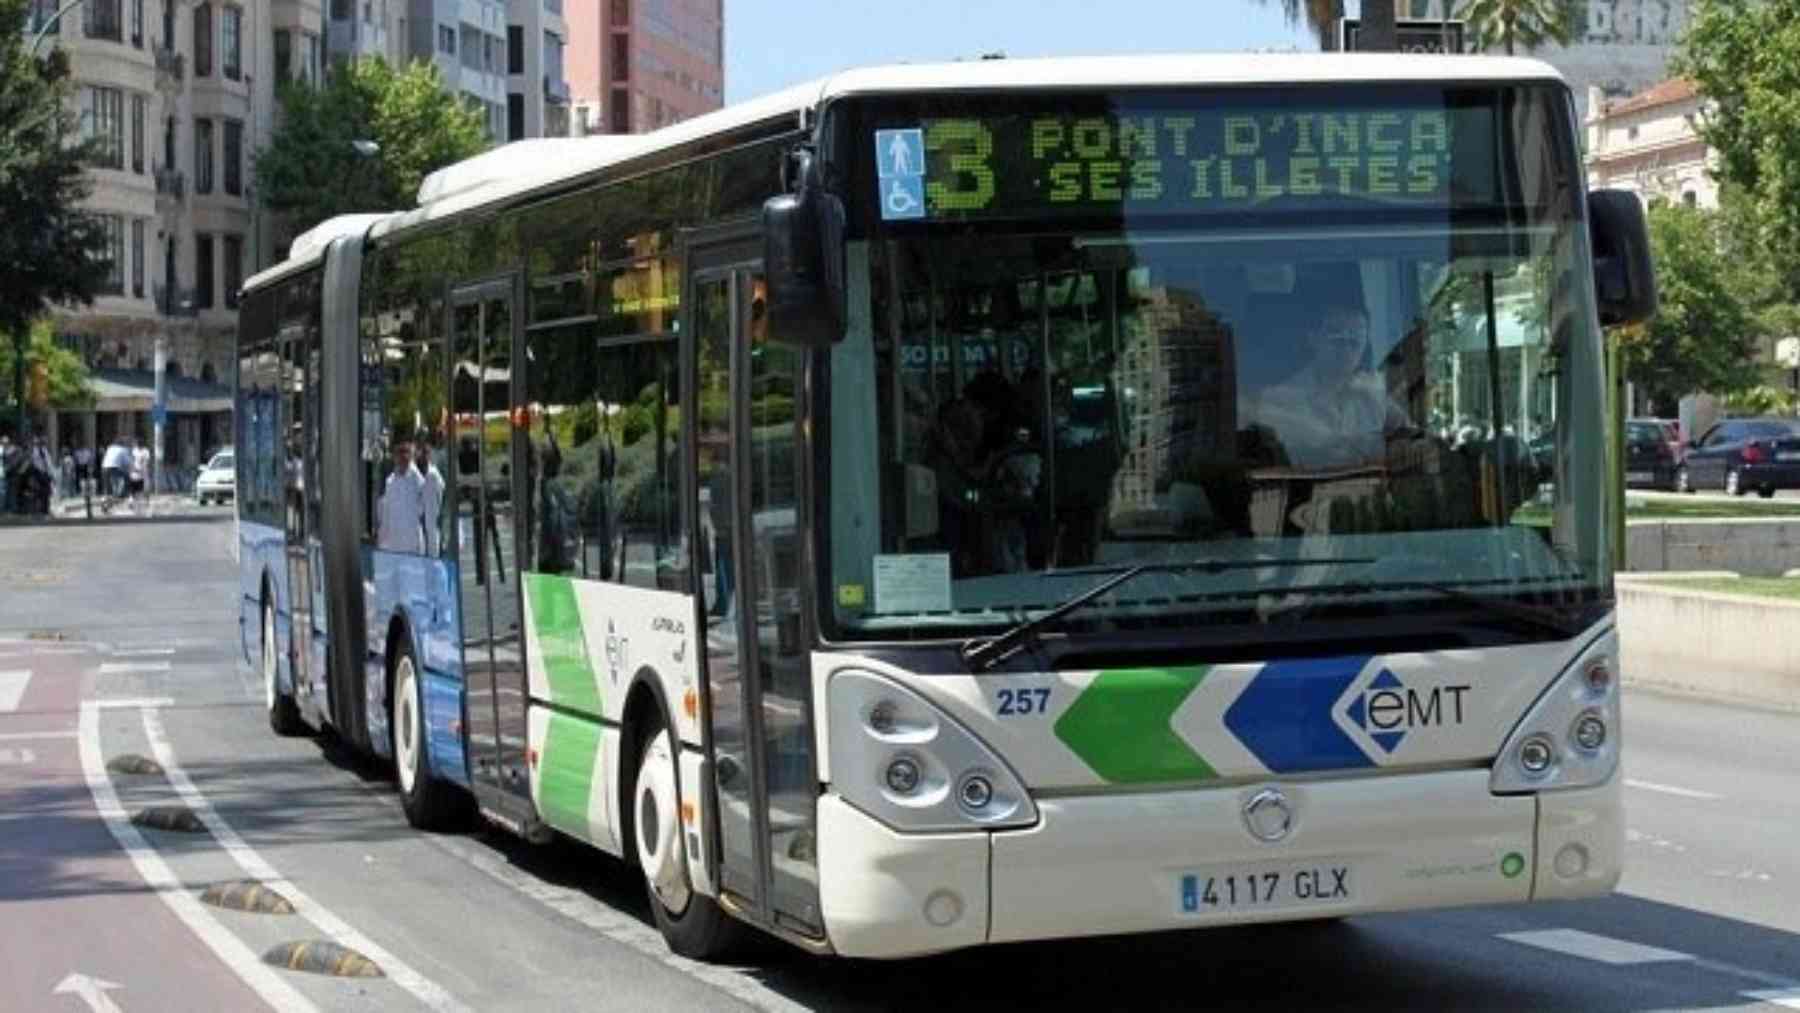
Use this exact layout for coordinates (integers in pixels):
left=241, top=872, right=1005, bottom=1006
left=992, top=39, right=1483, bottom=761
left=1490, top=631, right=1621, bottom=794
left=829, top=669, right=1038, bottom=832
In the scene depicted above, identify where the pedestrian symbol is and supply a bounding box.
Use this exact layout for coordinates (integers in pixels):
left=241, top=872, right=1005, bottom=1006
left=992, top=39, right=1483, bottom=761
left=875, top=127, right=927, bottom=221
left=875, top=128, right=925, bottom=179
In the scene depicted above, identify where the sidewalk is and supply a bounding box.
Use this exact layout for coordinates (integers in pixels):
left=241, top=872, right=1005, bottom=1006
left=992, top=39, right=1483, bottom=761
left=0, top=495, right=226, bottom=527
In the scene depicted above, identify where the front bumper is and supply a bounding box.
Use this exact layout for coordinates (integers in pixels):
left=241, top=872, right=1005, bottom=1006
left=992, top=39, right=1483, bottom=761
left=816, top=770, right=1620, bottom=959
left=1740, top=462, right=1800, bottom=489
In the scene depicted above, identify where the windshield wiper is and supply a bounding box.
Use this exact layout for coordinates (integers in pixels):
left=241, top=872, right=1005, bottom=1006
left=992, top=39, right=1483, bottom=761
left=1274, top=579, right=1584, bottom=638
left=960, top=557, right=1374, bottom=671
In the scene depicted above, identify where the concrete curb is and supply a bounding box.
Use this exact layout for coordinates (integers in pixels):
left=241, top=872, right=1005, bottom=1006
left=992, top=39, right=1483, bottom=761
left=1618, top=581, right=1800, bottom=714
left=0, top=512, right=224, bottom=529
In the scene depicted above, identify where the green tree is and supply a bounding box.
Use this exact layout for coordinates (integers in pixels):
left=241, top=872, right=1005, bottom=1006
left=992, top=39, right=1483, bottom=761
left=0, top=0, right=108, bottom=437
left=254, top=58, right=489, bottom=239
left=1616, top=204, right=1760, bottom=413
left=1454, top=0, right=1581, bottom=55
left=0, top=319, right=93, bottom=414
left=1258, top=0, right=1343, bottom=48
left=1674, top=0, right=1800, bottom=304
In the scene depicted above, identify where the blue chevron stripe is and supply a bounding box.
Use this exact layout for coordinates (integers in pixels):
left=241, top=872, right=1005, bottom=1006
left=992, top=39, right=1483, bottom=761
left=1223, top=656, right=1377, bottom=773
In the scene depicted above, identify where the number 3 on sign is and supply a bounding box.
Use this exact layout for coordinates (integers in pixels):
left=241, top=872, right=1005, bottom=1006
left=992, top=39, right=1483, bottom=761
left=996, top=687, right=1051, bottom=716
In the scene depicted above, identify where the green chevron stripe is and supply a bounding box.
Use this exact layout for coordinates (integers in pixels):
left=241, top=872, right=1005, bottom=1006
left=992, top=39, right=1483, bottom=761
left=524, top=573, right=601, bottom=716
left=1053, top=666, right=1217, bottom=783
left=539, top=710, right=601, bottom=839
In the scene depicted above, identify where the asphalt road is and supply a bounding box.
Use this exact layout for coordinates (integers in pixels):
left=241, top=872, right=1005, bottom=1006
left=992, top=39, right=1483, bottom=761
left=1, top=518, right=1797, bottom=1012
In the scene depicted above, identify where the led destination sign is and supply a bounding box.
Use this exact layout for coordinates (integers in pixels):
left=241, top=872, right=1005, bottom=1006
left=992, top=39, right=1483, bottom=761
left=872, top=103, right=1498, bottom=222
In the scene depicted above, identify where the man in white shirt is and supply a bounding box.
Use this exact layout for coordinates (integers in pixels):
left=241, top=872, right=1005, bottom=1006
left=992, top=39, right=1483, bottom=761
left=378, top=438, right=427, bottom=554
left=418, top=431, right=444, bottom=557
left=102, top=436, right=131, bottom=499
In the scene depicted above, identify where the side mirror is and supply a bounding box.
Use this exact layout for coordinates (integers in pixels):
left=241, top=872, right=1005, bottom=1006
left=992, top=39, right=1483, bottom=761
left=1588, top=189, right=1658, bottom=327
left=762, top=150, right=846, bottom=346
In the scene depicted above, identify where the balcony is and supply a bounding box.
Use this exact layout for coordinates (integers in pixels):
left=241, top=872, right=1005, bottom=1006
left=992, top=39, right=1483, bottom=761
left=155, top=46, right=184, bottom=88
left=154, top=166, right=185, bottom=201
left=543, top=75, right=570, bottom=105
left=154, top=284, right=200, bottom=317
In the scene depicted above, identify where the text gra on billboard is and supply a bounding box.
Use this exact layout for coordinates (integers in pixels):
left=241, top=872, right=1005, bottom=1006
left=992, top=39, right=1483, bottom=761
left=922, top=110, right=1454, bottom=213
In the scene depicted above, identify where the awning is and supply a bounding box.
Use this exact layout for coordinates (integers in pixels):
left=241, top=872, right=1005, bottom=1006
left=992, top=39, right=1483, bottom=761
left=85, top=368, right=234, bottom=413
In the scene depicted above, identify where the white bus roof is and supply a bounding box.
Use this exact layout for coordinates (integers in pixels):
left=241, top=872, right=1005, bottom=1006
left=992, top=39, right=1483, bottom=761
left=249, top=53, right=1564, bottom=290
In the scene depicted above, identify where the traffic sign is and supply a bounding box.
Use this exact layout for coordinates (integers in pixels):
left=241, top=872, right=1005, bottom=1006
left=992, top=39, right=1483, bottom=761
left=1339, top=18, right=1465, bottom=53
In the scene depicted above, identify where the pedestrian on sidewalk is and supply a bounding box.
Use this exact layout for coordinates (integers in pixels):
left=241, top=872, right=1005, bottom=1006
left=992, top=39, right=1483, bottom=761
left=59, top=448, right=74, bottom=500
left=0, top=433, right=12, bottom=514
left=129, top=437, right=150, bottom=511
left=101, top=434, right=130, bottom=504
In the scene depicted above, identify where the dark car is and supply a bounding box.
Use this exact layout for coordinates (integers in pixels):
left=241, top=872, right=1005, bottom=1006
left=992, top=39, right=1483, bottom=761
left=1676, top=416, right=1800, bottom=497
left=1625, top=419, right=1682, bottom=490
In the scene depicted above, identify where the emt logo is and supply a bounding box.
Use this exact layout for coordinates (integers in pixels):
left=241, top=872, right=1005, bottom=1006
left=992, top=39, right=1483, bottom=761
left=1340, top=667, right=1471, bottom=756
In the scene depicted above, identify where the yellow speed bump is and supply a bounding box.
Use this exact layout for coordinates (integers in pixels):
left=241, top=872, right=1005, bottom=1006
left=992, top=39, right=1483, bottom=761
left=107, top=754, right=165, bottom=776
left=262, top=940, right=384, bottom=978
left=200, top=880, right=296, bottom=915
left=129, top=806, right=205, bottom=832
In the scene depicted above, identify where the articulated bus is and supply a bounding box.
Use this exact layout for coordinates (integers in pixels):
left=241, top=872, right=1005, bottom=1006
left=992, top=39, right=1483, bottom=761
left=235, top=54, right=1655, bottom=960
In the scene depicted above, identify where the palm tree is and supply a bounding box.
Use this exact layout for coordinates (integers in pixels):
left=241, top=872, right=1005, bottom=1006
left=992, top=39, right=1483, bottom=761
left=1258, top=0, right=1343, bottom=49
left=1454, top=0, right=1582, bottom=55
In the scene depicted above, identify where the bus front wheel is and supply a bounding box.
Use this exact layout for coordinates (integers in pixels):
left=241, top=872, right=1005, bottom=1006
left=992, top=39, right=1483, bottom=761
left=633, top=719, right=743, bottom=960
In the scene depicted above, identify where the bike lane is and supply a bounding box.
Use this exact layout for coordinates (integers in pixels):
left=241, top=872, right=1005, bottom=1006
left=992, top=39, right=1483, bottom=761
left=0, top=647, right=283, bottom=1013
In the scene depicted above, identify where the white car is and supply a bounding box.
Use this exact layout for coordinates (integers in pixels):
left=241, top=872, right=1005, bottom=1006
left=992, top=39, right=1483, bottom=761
left=196, top=448, right=235, bottom=505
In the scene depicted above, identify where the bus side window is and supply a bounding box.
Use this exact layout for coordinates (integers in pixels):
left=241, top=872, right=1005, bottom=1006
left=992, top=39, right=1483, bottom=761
left=593, top=339, right=686, bottom=591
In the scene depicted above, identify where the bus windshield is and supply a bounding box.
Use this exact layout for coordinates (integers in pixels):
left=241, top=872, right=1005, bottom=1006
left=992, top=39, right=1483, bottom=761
left=821, top=83, right=1610, bottom=643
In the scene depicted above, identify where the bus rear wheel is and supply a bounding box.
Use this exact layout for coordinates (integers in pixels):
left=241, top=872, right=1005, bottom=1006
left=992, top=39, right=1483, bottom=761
left=265, top=600, right=304, bottom=737
left=633, top=720, right=743, bottom=960
left=393, top=641, right=462, bottom=831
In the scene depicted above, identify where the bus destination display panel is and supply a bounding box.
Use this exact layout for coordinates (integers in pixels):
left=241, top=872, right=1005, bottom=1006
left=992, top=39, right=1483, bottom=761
left=869, top=97, right=1505, bottom=224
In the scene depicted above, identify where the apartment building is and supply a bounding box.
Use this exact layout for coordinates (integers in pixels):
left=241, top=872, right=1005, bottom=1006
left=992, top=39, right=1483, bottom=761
left=396, top=0, right=508, bottom=140
left=1585, top=78, right=1717, bottom=210
left=567, top=0, right=721, bottom=136
left=29, top=0, right=309, bottom=468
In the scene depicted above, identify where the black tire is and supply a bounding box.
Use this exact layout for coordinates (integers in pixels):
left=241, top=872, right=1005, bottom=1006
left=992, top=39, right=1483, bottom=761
left=392, top=637, right=463, bottom=831
left=264, top=599, right=305, bottom=737
left=1759, top=485, right=1777, bottom=499
left=630, top=711, right=745, bottom=960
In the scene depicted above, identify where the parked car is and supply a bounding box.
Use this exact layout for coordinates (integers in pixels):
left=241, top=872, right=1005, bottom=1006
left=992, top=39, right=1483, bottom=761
left=195, top=447, right=235, bottom=505
left=1624, top=418, right=1682, bottom=490
left=1675, top=418, right=1800, bottom=497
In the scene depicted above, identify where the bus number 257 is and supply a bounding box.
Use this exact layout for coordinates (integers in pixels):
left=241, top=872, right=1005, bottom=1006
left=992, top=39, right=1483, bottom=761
left=996, top=688, right=1051, bottom=716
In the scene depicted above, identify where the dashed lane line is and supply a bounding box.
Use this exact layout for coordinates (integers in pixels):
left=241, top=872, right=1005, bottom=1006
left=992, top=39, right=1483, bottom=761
left=76, top=700, right=319, bottom=1013
left=111, top=648, right=176, bottom=658
left=99, top=661, right=173, bottom=676
left=0, top=730, right=76, bottom=741
left=1625, top=778, right=1724, bottom=801
left=1499, top=928, right=1691, bottom=965
left=140, top=706, right=472, bottom=1013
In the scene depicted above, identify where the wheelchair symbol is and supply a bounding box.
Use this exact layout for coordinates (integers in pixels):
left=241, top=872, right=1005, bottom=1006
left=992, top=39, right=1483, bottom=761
left=885, top=178, right=924, bottom=219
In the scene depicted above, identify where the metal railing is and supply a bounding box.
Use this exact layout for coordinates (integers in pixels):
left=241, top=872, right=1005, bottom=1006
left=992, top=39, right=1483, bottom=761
left=543, top=74, right=569, bottom=104
left=154, top=165, right=185, bottom=199
left=155, top=45, right=184, bottom=82
left=154, top=283, right=199, bottom=317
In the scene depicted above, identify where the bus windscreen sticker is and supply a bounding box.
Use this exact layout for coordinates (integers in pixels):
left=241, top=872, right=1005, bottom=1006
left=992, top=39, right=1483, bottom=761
left=875, top=128, right=927, bottom=221
left=873, top=553, right=951, bottom=613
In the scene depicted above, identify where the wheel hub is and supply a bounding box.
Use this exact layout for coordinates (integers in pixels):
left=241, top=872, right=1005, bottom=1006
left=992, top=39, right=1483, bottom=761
left=635, top=731, right=691, bottom=916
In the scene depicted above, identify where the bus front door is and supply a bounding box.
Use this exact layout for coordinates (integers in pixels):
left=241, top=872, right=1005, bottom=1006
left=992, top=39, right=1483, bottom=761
left=449, top=277, right=532, bottom=817
left=691, top=231, right=822, bottom=940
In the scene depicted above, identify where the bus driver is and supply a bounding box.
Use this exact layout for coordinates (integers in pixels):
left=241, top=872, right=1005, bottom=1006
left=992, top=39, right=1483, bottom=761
left=1246, top=300, right=1412, bottom=471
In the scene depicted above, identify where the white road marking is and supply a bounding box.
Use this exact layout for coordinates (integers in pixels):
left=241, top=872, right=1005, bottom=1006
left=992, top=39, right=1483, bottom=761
left=99, top=662, right=171, bottom=675
left=1626, top=778, right=1723, bottom=800
left=92, top=697, right=173, bottom=710
left=53, top=972, right=123, bottom=1013
left=1746, top=988, right=1800, bottom=1009
left=0, top=670, right=31, bottom=712
left=75, top=701, right=319, bottom=1013
left=0, top=748, right=37, bottom=765
left=139, top=707, right=470, bottom=1013
left=0, top=730, right=75, bottom=741
left=1499, top=928, right=1692, bottom=965
left=111, top=648, right=176, bottom=658
left=427, top=833, right=812, bottom=1013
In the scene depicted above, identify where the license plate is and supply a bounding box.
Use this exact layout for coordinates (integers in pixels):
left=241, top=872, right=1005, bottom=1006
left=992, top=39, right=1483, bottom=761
left=1625, top=471, right=1653, bottom=482
left=1176, top=861, right=1354, bottom=916
left=1779, top=452, right=1800, bottom=462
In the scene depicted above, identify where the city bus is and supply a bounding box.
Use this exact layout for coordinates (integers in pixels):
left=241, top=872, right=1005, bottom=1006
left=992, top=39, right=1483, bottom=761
left=234, top=53, right=1655, bottom=961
